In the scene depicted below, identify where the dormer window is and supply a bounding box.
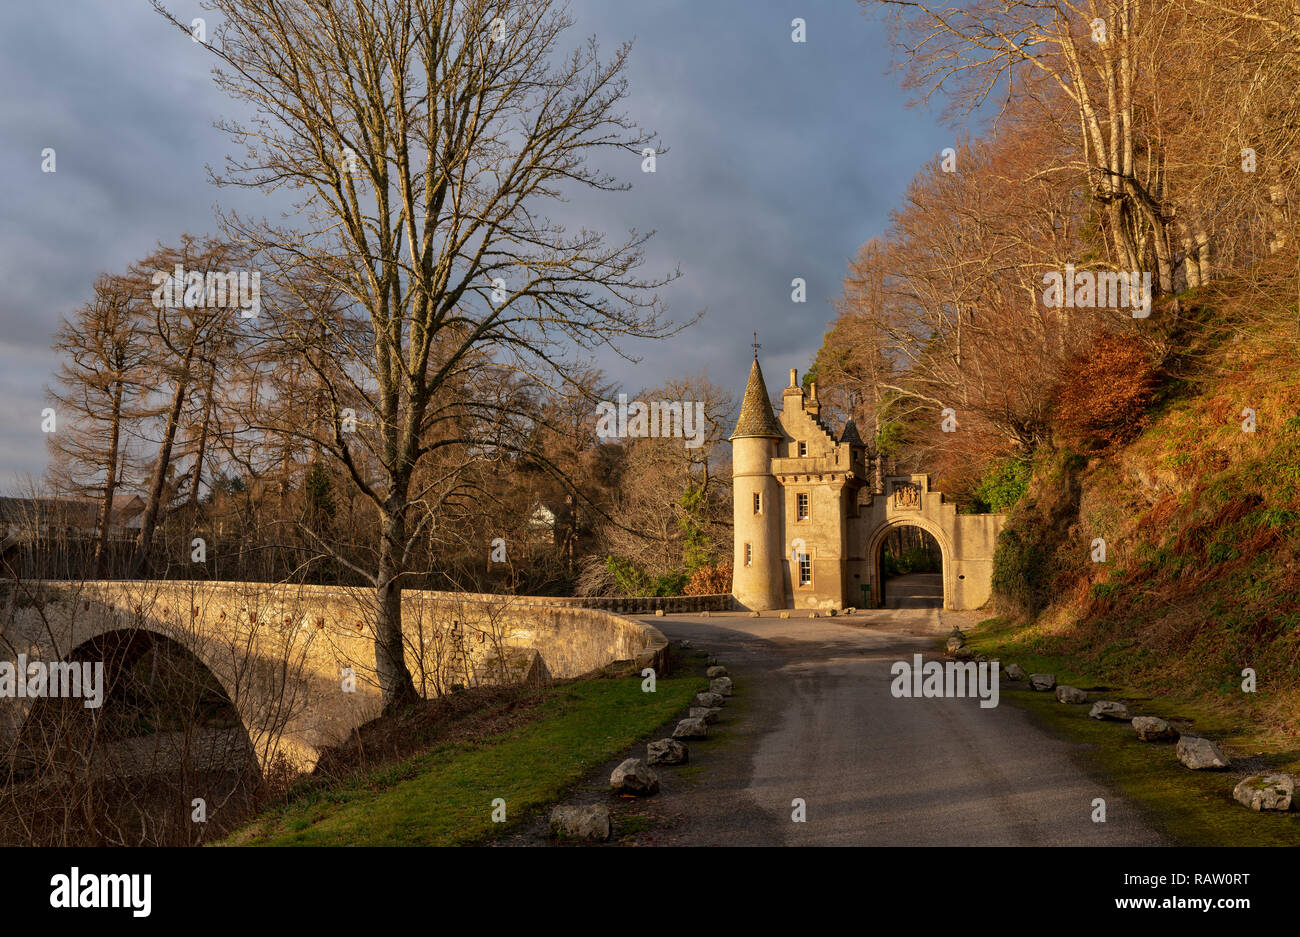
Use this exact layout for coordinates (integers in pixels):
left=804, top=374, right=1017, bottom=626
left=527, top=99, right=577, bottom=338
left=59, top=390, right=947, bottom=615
left=798, top=441, right=808, bottom=457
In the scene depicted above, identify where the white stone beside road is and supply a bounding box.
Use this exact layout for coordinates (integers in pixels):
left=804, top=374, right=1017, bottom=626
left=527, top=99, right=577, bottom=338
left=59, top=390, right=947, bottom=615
left=1028, top=673, right=1056, bottom=691
left=549, top=805, right=611, bottom=841
left=689, top=706, right=721, bottom=724
left=1232, top=773, right=1293, bottom=811
left=1132, top=716, right=1178, bottom=742
left=1056, top=686, right=1087, bottom=704
left=1089, top=700, right=1131, bottom=720
left=672, top=717, right=709, bottom=740
left=647, top=738, right=688, bottom=766
left=610, top=758, right=659, bottom=795
left=1176, top=736, right=1230, bottom=770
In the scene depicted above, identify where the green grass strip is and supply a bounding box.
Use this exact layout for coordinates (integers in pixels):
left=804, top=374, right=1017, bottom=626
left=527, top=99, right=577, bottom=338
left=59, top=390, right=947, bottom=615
left=221, top=670, right=702, bottom=846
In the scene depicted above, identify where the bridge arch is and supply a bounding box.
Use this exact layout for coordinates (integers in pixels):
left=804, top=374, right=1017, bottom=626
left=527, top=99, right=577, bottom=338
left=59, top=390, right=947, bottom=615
left=0, top=586, right=340, bottom=779
left=9, top=626, right=260, bottom=801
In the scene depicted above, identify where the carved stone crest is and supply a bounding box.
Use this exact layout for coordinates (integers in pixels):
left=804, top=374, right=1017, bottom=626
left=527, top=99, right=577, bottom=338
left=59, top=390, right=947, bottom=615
left=891, top=481, right=921, bottom=510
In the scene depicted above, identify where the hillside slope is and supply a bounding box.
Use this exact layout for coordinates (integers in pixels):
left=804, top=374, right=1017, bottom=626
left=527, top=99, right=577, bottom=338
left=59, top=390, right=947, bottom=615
left=986, top=279, right=1300, bottom=753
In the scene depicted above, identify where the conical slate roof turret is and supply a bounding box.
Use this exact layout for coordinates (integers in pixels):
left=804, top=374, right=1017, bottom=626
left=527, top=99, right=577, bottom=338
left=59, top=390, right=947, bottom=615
left=730, top=358, right=783, bottom=439
left=839, top=418, right=865, bottom=446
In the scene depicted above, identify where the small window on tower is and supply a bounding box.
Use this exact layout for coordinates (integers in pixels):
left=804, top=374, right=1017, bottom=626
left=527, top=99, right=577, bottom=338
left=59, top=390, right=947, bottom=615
left=798, top=552, right=812, bottom=586
left=797, top=492, right=810, bottom=520
left=744, top=543, right=752, bottom=567
left=753, top=492, right=762, bottom=514
left=798, top=441, right=807, bottom=457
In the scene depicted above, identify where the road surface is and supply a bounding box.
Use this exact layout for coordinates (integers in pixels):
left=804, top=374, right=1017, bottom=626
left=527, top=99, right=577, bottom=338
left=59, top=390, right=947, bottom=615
left=621, top=589, right=1166, bottom=846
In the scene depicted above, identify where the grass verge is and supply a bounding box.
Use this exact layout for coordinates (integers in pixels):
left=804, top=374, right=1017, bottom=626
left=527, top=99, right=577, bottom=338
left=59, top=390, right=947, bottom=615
left=969, top=617, right=1300, bottom=846
left=221, top=666, right=704, bottom=846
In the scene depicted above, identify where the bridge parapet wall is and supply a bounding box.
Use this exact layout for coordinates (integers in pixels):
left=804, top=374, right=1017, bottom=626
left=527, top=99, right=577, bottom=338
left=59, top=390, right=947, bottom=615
left=0, top=580, right=670, bottom=774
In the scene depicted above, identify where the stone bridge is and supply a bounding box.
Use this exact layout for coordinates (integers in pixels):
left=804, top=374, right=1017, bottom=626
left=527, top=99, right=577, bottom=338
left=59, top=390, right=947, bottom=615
left=0, top=580, right=672, bottom=777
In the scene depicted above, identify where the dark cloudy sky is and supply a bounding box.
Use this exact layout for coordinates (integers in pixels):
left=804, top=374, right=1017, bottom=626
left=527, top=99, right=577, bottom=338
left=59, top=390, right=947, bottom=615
left=0, top=0, right=965, bottom=490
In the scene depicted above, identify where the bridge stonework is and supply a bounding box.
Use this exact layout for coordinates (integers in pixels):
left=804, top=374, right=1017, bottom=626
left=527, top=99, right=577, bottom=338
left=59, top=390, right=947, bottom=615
left=0, top=581, right=670, bottom=776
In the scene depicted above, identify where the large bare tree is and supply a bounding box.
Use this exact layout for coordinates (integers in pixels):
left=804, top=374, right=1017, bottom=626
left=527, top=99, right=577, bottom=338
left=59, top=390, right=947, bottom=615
left=127, top=237, right=249, bottom=577
left=47, top=274, right=148, bottom=577
left=873, top=0, right=1187, bottom=294
left=154, top=0, right=681, bottom=709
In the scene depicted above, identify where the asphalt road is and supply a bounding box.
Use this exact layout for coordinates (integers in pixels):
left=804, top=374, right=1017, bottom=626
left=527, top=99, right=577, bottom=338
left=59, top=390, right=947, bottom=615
left=629, top=583, right=1167, bottom=846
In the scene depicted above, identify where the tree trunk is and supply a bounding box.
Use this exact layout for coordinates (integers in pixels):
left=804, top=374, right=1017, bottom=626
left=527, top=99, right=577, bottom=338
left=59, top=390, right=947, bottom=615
left=1107, top=201, right=1140, bottom=274
left=1269, top=185, right=1288, bottom=254
left=1195, top=230, right=1211, bottom=285
left=1149, top=211, right=1175, bottom=296
left=132, top=350, right=192, bottom=577
left=93, top=378, right=124, bottom=579
left=188, top=366, right=216, bottom=512
left=375, top=495, right=418, bottom=712
left=1181, top=233, right=1200, bottom=289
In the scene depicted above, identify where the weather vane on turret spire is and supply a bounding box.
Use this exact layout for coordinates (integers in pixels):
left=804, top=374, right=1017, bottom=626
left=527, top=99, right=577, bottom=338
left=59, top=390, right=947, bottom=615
left=752, top=331, right=760, bottom=359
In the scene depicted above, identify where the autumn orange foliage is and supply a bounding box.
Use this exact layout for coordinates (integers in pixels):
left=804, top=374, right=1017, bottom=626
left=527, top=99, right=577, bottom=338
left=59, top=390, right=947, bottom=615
left=1053, top=333, right=1158, bottom=449
left=684, top=561, right=733, bottom=596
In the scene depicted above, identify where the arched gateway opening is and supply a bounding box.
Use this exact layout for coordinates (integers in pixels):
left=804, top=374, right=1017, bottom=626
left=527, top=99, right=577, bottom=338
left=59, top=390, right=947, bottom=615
left=876, top=524, right=944, bottom=609
left=866, top=514, right=953, bottom=610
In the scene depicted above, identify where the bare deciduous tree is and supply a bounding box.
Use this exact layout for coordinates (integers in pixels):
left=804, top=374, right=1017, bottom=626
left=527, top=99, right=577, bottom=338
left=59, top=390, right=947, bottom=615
left=153, top=0, right=684, bottom=709
left=47, top=274, right=148, bottom=577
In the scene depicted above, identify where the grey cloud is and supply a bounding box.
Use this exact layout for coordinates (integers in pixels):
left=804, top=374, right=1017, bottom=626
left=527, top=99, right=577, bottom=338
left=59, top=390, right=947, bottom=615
left=0, top=0, right=959, bottom=487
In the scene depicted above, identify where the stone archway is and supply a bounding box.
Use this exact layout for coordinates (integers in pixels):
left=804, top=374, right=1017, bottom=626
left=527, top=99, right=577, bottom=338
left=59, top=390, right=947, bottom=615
left=860, top=475, right=1006, bottom=611
left=2, top=626, right=265, bottom=845
left=0, top=583, right=344, bottom=778
left=866, top=516, right=954, bottom=610
left=10, top=627, right=259, bottom=780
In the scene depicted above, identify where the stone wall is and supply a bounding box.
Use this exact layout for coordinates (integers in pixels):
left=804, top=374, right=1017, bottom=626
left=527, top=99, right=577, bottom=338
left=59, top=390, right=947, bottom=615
left=0, top=580, right=671, bottom=773
left=401, top=589, right=674, bottom=677
left=484, top=593, right=734, bottom=615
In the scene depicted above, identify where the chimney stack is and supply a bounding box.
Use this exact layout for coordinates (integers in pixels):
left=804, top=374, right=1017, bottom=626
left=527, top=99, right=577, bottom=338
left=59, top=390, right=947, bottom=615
left=805, top=381, right=820, bottom=417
